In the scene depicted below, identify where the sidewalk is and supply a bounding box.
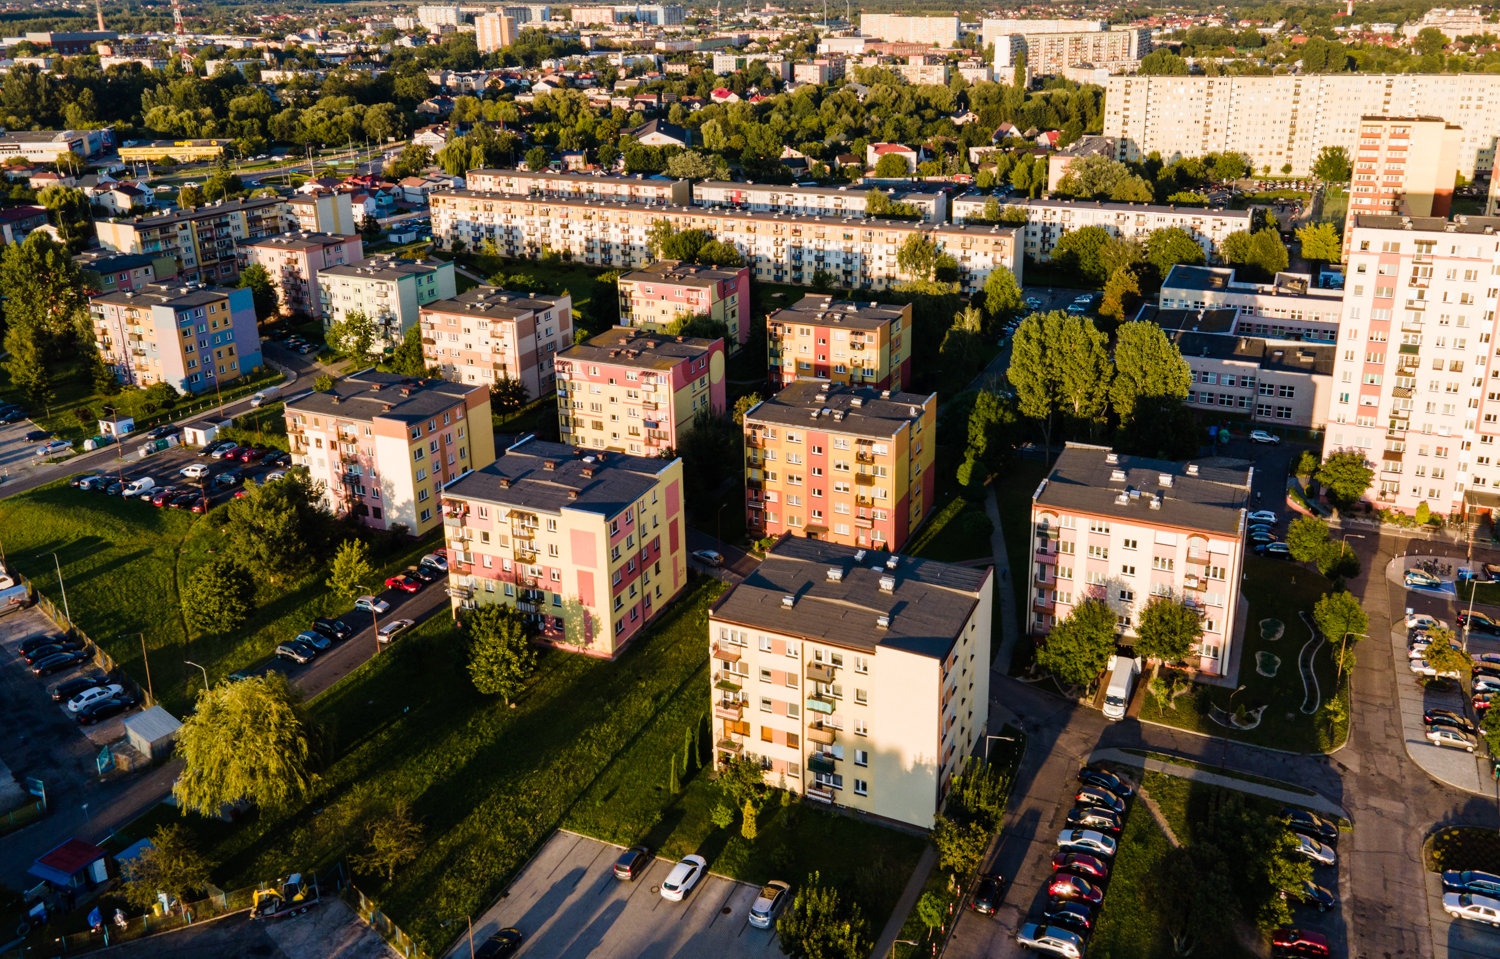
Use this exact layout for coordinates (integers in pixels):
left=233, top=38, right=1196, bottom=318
left=870, top=843, right=938, bottom=959
left=1087, top=747, right=1350, bottom=819
left=986, top=483, right=1022, bottom=673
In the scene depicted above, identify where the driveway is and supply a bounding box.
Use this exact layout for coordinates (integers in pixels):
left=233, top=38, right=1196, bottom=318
left=447, top=830, right=785, bottom=959
left=1425, top=869, right=1500, bottom=959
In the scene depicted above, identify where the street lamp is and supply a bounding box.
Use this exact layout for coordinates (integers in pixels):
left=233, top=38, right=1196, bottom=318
left=184, top=660, right=209, bottom=692
left=37, top=550, right=70, bottom=621
left=1219, top=684, right=1247, bottom=771
left=1335, top=632, right=1366, bottom=683
left=115, top=632, right=151, bottom=702
left=441, top=916, right=474, bottom=958
left=889, top=939, right=919, bottom=959
left=985, top=733, right=1016, bottom=763
left=355, top=586, right=381, bottom=653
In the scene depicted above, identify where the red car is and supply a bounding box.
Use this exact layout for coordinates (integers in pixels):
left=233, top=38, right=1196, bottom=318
left=1047, top=875, right=1102, bottom=904
left=238, top=446, right=267, bottom=463
left=1050, top=853, right=1109, bottom=880
left=150, top=486, right=181, bottom=506
left=190, top=496, right=211, bottom=513
left=385, top=573, right=421, bottom=593
left=1475, top=693, right=1494, bottom=713
left=1272, top=929, right=1329, bottom=958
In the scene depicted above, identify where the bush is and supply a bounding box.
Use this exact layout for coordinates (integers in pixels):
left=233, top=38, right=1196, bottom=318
left=962, top=511, right=995, bottom=541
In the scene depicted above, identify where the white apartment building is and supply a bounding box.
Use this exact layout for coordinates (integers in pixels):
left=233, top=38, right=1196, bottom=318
left=711, top=52, right=793, bottom=79
left=417, top=5, right=462, bottom=29
left=993, top=28, right=1151, bottom=78
left=465, top=169, right=691, bottom=206
left=1322, top=214, right=1500, bottom=517
left=981, top=18, right=1104, bottom=51
left=1159, top=264, right=1345, bottom=343
left=429, top=194, right=1024, bottom=296
left=1104, top=74, right=1500, bottom=180
left=318, top=255, right=458, bottom=351
left=1030, top=443, right=1252, bottom=678
left=859, top=14, right=960, bottom=47
left=709, top=536, right=992, bottom=828
left=420, top=286, right=573, bottom=397
left=971, top=198, right=1251, bottom=266
left=694, top=182, right=948, bottom=224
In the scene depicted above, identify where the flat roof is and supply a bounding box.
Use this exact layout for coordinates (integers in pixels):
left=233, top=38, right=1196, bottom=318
left=1353, top=214, right=1500, bottom=236
left=1034, top=442, right=1251, bottom=536
left=283, top=370, right=479, bottom=424
left=244, top=231, right=356, bottom=251
left=74, top=250, right=161, bottom=272
left=619, top=259, right=744, bottom=287
left=1148, top=306, right=1238, bottom=335
left=118, top=195, right=282, bottom=228
left=559, top=326, right=718, bottom=370
left=444, top=437, right=667, bottom=518
left=989, top=196, right=1250, bottom=219
left=91, top=280, right=235, bottom=309
left=768, top=293, right=907, bottom=332
left=1169, top=330, right=1335, bottom=375
left=421, top=285, right=567, bottom=321
left=745, top=380, right=932, bottom=438
left=710, top=536, right=988, bottom=659
left=0, top=130, right=87, bottom=142
left=320, top=255, right=447, bottom=281
left=470, top=168, right=688, bottom=187
left=696, top=180, right=947, bottom=202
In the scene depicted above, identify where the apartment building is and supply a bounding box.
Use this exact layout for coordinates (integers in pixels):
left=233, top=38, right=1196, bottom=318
left=95, top=197, right=286, bottom=285
left=283, top=370, right=495, bottom=535
left=465, top=169, right=691, bottom=206
left=793, top=58, right=845, bottom=84
left=474, top=13, right=516, bottom=52
left=1046, top=136, right=1118, bottom=192
left=1344, top=117, right=1462, bottom=258
left=430, top=194, right=1023, bottom=297
left=708, top=536, right=992, bottom=827
left=743, top=381, right=937, bottom=553
left=416, top=5, right=462, bottom=29
left=118, top=139, right=229, bottom=163
left=1030, top=443, right=1252, bottom=677
left=555, top=327, right=725, bottom=454
left=318, top=255, right=458, bottom=351
left=236, top=232, right=362, bottom=320
left=859, top=14, right=960, bottom=48
left=617, top=259, right=751, bottom=349
left=1321, top=214, right=1500, bottom=517
left=1159, top=265, right=1345, bottom=342
left=420, top=285, right=573, bottom=396
left=285, top=191, right=358, bottom=236
left=981, top=18, right=1104, bottom=50
left=89, top=282, right=263, bottom=394
left=1103, top=74, right=1500, bottom=181
left=711, top=53, right=794, bottom=80
left=971, top=198, right=1250, bottom=265
left=898, top=62, right=950, bottom=85
left=994, top=28, right=1151, bottom=77
left=440, top=438, right=689, bottom=658
left=74, top=250, right=175, bottom=295
left=766, top=294, right=913, bottom=393
left=693, top=182, right=948, bottom=224
left=1489, top=154, right=1499, bottom=217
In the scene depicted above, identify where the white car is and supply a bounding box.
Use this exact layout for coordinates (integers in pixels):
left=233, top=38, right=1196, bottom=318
left=1249, top=430, right=1281, bottom=444
left=36, top=440, right=73, bottom=456
left=1247, top=510, right=1278, bottom=524
left=1016, top=924, right=1085, bottom=958
left=67, top=683, right=124, bottom=712
left=420, top=552, right=448, bottom=572
left=659, top=854, right=707, bottom=901
left=1056, top=829, right=1116, bottom=857
left=1407, top=612, right=1445, bottom=631
left=1426, top=727, right=1476, bottom=752
left=748, top=880, right=790, bottom=928
left=377, top=618, right=415, bottom=643
left=1443, top=892, right=1500, bottom=926
left=1409, top=658, right=1462, bottom=679
left=1293, top=833, right=1337, bottom=866
left=354, top=596, right=390, bottom=615
left=692, top=549, right=724, bottom=567
left=179, top=464, right=210, bottom=479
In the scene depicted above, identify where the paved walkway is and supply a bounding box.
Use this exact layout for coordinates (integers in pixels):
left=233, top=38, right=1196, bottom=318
left=870, top=843, right=938, bottom=959
left=985, top=483, right=1022, bottom=674
left=1087, top=747, right=1350, bottom=819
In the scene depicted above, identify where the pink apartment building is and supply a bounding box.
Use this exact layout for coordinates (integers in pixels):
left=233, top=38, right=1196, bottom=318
left=1029, top=443, right=1252, bottom=678
left=237, top=232, right=362, bottom=320
left=617, top=260, right=753, bottom=351
left=554, top=327, right=726, bottom=456
left=420, top=286, right=573, bottom=397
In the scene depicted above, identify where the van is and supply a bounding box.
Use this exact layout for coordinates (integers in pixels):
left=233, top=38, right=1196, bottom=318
left=1102, top=655, right=1140, bottom=721
left=122, top=476, right=155, bottom=497
left=250, top=386, right=282, bottom=408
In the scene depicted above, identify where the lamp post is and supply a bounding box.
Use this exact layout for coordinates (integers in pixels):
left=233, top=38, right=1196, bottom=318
left=1219, top=684, right=1247, bottom=771
left=116, top=632, right=151, bottom=702
left=356, top=586, right=381, bottom=653
left=441, top=916, right=474, bottom=958
left=1340, top=532, right=1364, bottom=570
left=1335, top=632, right=1366, bottom=684
left=37, top=550, right=70, bottom=621
left=184, top=660, right=209, bottom=693
left=985, top=732, right=1016, bottom=763
left=889, top=939, right=919, bottom=959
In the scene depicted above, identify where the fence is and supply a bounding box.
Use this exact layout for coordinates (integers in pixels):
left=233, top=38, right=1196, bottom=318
left=0, top=797, right=45, bottom=838
left=24, top=574, right=153, bottom=710
left=341, top=883, right=431, bottom=959
left=0, top=885, right=261, bottom=959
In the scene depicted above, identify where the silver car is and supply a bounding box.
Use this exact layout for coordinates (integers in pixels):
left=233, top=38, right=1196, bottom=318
left=1017, top=923, right=1085, bottom=958
left=748, top=880, right=789, bottom=928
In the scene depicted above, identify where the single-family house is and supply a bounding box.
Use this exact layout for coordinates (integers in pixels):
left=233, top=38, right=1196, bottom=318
left=709, top=87, right=740, bottom=103
left=625, top=119, right=690, bottom=148
left=95, top=184, right=149, bottom=215
left=866, top=142, right=920, bottom=172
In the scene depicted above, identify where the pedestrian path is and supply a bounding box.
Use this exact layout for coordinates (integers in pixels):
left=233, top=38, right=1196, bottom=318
left=1087, top=747, right=1349, bottom=819
left=986, top=483, right=1022, bottom=673
left=871, top=843, right=938, bottom=959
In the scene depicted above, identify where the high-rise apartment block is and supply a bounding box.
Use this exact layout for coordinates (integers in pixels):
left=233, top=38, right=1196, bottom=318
left=743, top=381, right=937, bottom=553
left=283, top=371, right=495, bottom=535
left=417, top=5, right=462, bottom=29
left=992, top=28, right=1151, bottom=78
left=859, top=14, right=960, bottom=48
left=766, top=294, right=912, bottom=393
left=1321, top=214, right=1500, bottom=516
left=616, top=260, right=750, bottom=350
left=709, top=537, right=991, bottom=825
left=555, top=327, right=725, bottom=455
left=89, top=282, right=263, bottom=394
left=95, top=197, right=286, bottom=285
left=236, top=232, right=362, bottom=320
left=474, top=13, right=516, bottom=52
left=318, top=255, right=458, bottom=351
left=1029, top=443, right=1252, bottom=677
left=463, top=170, right=691, bottom=205
left=1344, top=116, right=1462, bottom=257
left=420, top=286, right=572, bottom=395
left=440, top=438, right=689, bottom=658
left=980, top=18, right=1104, bottom=50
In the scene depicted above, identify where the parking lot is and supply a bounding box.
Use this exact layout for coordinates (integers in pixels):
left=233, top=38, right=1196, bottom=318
left=1425, top=868, right=1500, bottom=959
left=447, top=831, right=785, bottom=959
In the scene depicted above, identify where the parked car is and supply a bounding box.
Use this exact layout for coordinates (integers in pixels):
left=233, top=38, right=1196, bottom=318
left=295, top=630, right=332, bottom=652
left=355, top=596, right=390, bottom=614
left=1423, top=709, right=1475, bottom=734
left=1065, top=806, right=1121, bottom=834
left=212, top=443, right=241, bottom=459
left=692, top=549, right=724, bottom=567
left=36, top=439, right=74, bottom=456
left=1256, top=542, right=1293, bottom=559
left=77, top=475, right=106, bottom=491
left=1459, top=610, right=1500, bottom=636
left=67, top=683, right=125, bottom=712
left=1250, top=430, right=1281, bottom=444
left=385, top=572, right=422, bottom=593
left=21, top=634, right=67, bottom=656
left=1292, top=833, right=1337, bottom=866
left=213, top=469, right=243, bottom=487
left=1051, top=853, right=1109, bottom=880
left=1442, top=870, right=1500, bottom=896
left=49, top=674, right=110, bottom=702
left=1282, top=808, right=1338, bottom=844
left=238, top=446, right=267, bottom=463
left=311, top=618, right=353, bottom=641
left=1410, top=658, right=1462, bottom=679
left=659, top=855, right=707, bottom=902
left=377, top=619, right=415, bottom=643
left=1476, top=676, right=1500, bottom=694
left=1405, top=568, right=1442, bottom=588
left=150, top=486, right=182, bottom=506
left=32, top=651, right=87, bottom=676
left=1249, top=530, right=1277, bottom=544
left=68, top=471, right=103, bottom=488
left=419, top=552, right=448, bottom=573
left=1056, top=829, right=1116, bottom=857
left=1406, top=611, right=1444, bottom=631
left=472, top=928, right=524, bottom=959
left=172, top=492, right=199, bottom=509
left=1288, top=880, right=1337, bottom=912
left=1426, top=727, right=1476, bottom=752
left=407, top=563, right=438, bottom=583
left=1048, top=873, right=1102, bottom=904
left=1074, top=786, right=1124, bottom=814
left=1474, top=693, right=1496, bottom=713
left=275, top=640, right=318, bottom=664
left=749, top=880, right=791, bottom=928
left=1016, top=924, right=1085, bottom=959
left=967, top=874, right=1002, bottom=916
left=1248, top=524, right=1276, bottom=536
left=1042, top=899, right=1094, bottom=934
left=1077, top=766, right=1133, bottom=798
left=104, top=481, right=125, bottom=496
left=1442, top=892, right=1500, bottom=927
left=24, top=641, right=83, bottom=665
left=1409, top=637, right=1462, bottom=659
left=612, top=845, right=650, bottom=881
left=180, top=464, right=210, bottom=479
left=1272, top=928, right=1330, bottom=958
left=76, top=696, right=137, bottom=725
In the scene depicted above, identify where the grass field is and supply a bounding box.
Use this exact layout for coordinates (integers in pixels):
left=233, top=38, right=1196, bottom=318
left=1085, top=796, right=1187, bottom=959
left=908, top=485, right=993, bottom=564
left=1424, top=825, right=1500, bottom=873
left=150, top=577, right=925, bottom=955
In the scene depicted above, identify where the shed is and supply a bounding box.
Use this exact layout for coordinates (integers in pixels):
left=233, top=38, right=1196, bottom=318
left=182, top=418, right=227, bottom=448
left=124, top=706, right=181, bottom=760
left=28, top=839, right=110, bottom=890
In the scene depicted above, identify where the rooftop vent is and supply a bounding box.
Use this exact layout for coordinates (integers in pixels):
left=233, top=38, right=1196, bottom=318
left=814, top=393, right=826, bottom=403
left=881, top=390, right=891, bottom=399
left=567, top=489, right=578, bottom=500
left=1105, top=452, right=1118, bottom=464
left=1186, top=463, right=1199, bottom=476
left=876, top=614, right=890, bottom=629
left=1159, top=473, right=1174, bottom=488
left=886, top=555, right=898, bottom=569
left=1115, top=492, right=1130, bottom=505
left=580, top=466, right=594, bottom=478
left=1150, top=495, right=1162, bottom=510
left=826, top=568, right=843, bottom=582
left=497, top=477, right=510, bottom=488
left=879, top=574, right=897, bottom=593
left=853, top=549, right=867, bottom=562
left=1110, top=469, right=1126, bottom=482
left=543, top=459, right=557, bottom=471
left=850, top=397, right=863, bottom=408
left=782, top=595, right=796, bottom=608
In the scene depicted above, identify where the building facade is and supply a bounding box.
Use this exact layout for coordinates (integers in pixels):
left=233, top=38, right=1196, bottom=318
left=1158, top=264, right=1345, bottom=342
left=284, top=370, right=495, bottom=535
left=709, top=536, right=991, bottom=826
left=474, top=13, right=516, bottom=53
left=318, top=255, right=458, bottom=351
left=969, top=197, right=1251, bottom=265
left=237, top=232, right=363, bottom=320
left=693, top=181, right=947, bottom=224
left=420, top=286, right=573, bottom=396
left=74, top=250, right=175, bottom=295
left=464, top=169, right=691, bottom=205
left=285, top=191, right=359, bottom=236
left=556, top=327, right=725, bottom=454
left=118, top=139, right=229, bottom=162
left=995, top=28, right=1151, bottom=77
left=95, top=197, right=286, bottom=285
left=1029, top=442, right=1251, bottom=678
left=1343, top=116, right=1462, bottom=258
left=981, top=18, right=1105, bottom=50
left=0, top=129, right=107, bottom=163
left=859, top=14, right=960, bottom=47
left=743, top=381, right=937, bottom=553
left=616, top=260, right=751, bottom=349
left=89, top=282, right=263, bottom=394
left=766, top=294, right=913, bottom=393
left=441, top=438, right=689, bottom=658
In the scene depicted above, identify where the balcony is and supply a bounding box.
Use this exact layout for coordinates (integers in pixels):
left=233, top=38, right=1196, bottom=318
left=445, top=585, right=473, bottom=599
left=806, top=663, right=836, bottom=683
left=805, top=694, right=836, bottom=714
left=806, top=785, right=834, bottom=803
left=854, top=514, right=874, bottom=529
left=714, top=673, right=743, bottom=692
left=717, top=739, right=744, bottom=756
left=714, top=699, right=744, bottom=720
left=807, top=752, right=838, bottom=775
left=806, top=724, right=837, bottom=745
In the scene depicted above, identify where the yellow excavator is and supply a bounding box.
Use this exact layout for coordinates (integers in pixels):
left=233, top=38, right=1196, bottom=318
left=252, top=873, right=319, bottom=920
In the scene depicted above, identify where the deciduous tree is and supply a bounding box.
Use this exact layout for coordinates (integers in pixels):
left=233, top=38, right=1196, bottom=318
left=1313, top=589, right=1367, bottom=645
left=351, top=800, right=423, bottom=881
left=387, top=323, right=431, bottom=376
left=1311, top=145, right=1351, bottom=182
left=326, top=308, right=377, bottom=361
left=932, top=815, right=990, bottom=874
left=1098, top=266, right=1141, bottom=324
left=326, top=538, right=375, bottom=603
left=490, top=376, right=530, bottom=419
left=1135, top=596, right=1203, bottom=679
left=1035, top=598, right=1116, bottom=688
left=467, top=604, right=537, bottom=704
left=120, top=825, right=212, bottom=915
left=873, top=153, right=910, bottom=178
left=182, top=558, right=255, bottom=633
left=733, top=393, right=763, bottom=425
left=1110, top=320, right=1190, bottom=424
left=1316, top=450, right=1374, bottom=507
left=1285, top=515, right=1331, bottom=563
left=225, top=469, right=332, bottom=581
left=1144, top=227, right=1207, bottom=278
left=777, top=871, right=871, bottom=959
left=983, top=265, right=1023, bottom=326
left=237, top=263, right=280, bottom=321
left=1296, top=222, right=1342, bottom=264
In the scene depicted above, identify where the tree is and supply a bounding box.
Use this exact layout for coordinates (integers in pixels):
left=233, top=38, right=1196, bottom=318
left=1098, top=267, right=1140, bottom=324
left=467, top=603, right=537, bottom=704
left=1138, top=49, right=1190, bottom=74
left=1135, top=596, right=1203, bottom=679
left=225, top=469, right=331, bottom=581
left=1285, top=515, right=1331, bottom=563
left=326, top=309, right=377, bottom=361
left=525, top=146, right=550, bottom=171
left=1144, top=227, right=1207, bottom=279
left=119, top=825, right=212, bottom=915
left=386, top=144, right=432, bottom=180
left=182, top=558, right=255, bottom=633
left=666, top=150, right=716, bottom=180
left=932, top=815, right=990, bottom=874
left=1313, top=590, right=1367, bottom=646
left=314, top=373, right=335, bottom=392
left=90, top=347, right=120, bottom=397
left=1035, top=598, right=1116, bottom=688
left=1296, top=222, right=1342, bottom=264
left=360, top=214, right=382, bottom=244
left=326, top=538, right=375, bottom=603
left=777, top=872, right=871, bottom=959
left=1311, top=145, right=1351, bottom=183
left=873, top=153, right=910, bottom=178
left=940, top=324, right=986, bottom=384
left=896, top=232, right=945, bottom=283
left=1110, top=320, right=1190, bottom=424
left=1425, top=627, right=1471, bottom=683
left=1414, top=27, right=1448, bottom=57
left=741, top=799, right=758, bottom=840
left=178, top=184, right=204, bottom=209
left=491, top=376, right=530, bottom=419
left=983, top=266, right=1023, bottom=326
left=1316, top=450, right=1374, bottom=507
left=350, top=800, right=423, bottom=881
left=645, top=217, right=676, bottom=258
left=733, top=393, right=763, bottom=425
left=1223, top=228, right=1289, bottom=280
left=1480, top=704, right=1500, bottom=758
left=1117, top=395, right=1200, bottom=460
left=387, top=323, right=430, bottom=376
left=1052, top=226, right=1113, bottom=283
left=964, top=389, right=1018, bottom=474
left=237, top=263, right=279, bottom=322
left=1010, top=312, right=1112, bottom=458
left=916, top=890, right=946, bottom=934
left=5, top=331, right=53, bottom=413
left=173, top=672, right=322, bottom=815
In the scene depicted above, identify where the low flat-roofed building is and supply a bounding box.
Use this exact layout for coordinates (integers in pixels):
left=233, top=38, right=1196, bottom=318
left=118, top=139, right=230, bottom=162
left=1159, top=264, right=1343, bottom=343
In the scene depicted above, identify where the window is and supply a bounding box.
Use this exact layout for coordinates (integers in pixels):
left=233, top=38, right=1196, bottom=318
left=854, top=655, right=869, bottom=673
left=855, top=688, right=868, bottom=704
left=1152, top=557, right=1174, bottom=571
left=760, top=697, right=773, bottom=712
left=1120, top=565, right=1135, bottom=577
left=1087, top=545, right=1108, bottom=559
left=854, top=718, right=868, bottom=735
left=854, top=779, right=868, bottom=796
left=1122, top=538, right=1137, bottom=550
left=760, top=635, right=774, bottom=651
left=854, top=749, right=869, bottom=766
left=760, top=668, right=773, bottom=683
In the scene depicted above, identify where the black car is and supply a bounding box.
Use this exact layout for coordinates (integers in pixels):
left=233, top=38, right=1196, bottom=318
left=24, top=640, right=83, bottom=665
left=1282, top=808, right=1338, bottom=844
left=25, top=430, right=53, bottom=442
left=21, top=633, right=67, bottom=656
left=1442, top=870, right=1500, bottom=896
left=968, top=873, right=1003, bottom=916
left=1077, top=766, right=1134, bottom=798
left=1423, top=709, right=1475, bottom=734
left=1288, top=880, right=1337, bottom=912
left=76, top=696, right=137, bottom=726
left=613, top=845, right=650, bottom=880
left=50, top=674, right=110, bottom=702
left=1043, top=898, right=1095, bottom=934
left=1256, top=542, right=1293, bottom=559
left=311, top=618, right=354, bottom=641
left=1459, top=610, right=1500, bottom=636
left=32, top=650, right=87, bottom=676
left=1065, top=806, right=1122, bottom=834
left=473, top=928, right=523, bottom=959
left=409, top=564, right=438, bottom=583
left=68, top=471, right=103, bottom=488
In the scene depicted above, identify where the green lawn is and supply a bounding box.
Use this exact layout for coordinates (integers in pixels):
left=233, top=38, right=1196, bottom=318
left=1085, top=797, right=1189, bottom=959
left=1139, top=557, right=1350, bottom=753
left=492, top=393, right=561, bottom=442
left=1457, top=580, right=1500, bottom=605
left=1425, top=826, right=1500, bottom=873
left=150, top=578, right=924, bottom=955
left=1318, top=188, right=1348, bottom=225
left=908, top=487, right=993, bottom=564
left=2, top=481, right=439, bottom=714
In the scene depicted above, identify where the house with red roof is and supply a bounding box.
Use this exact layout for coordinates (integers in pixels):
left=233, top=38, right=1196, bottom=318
left=710, top=87, right=741, bottom=103
left=865, top=142, right=920, bottom=172
left=29, top=839, right=111, bottom=891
